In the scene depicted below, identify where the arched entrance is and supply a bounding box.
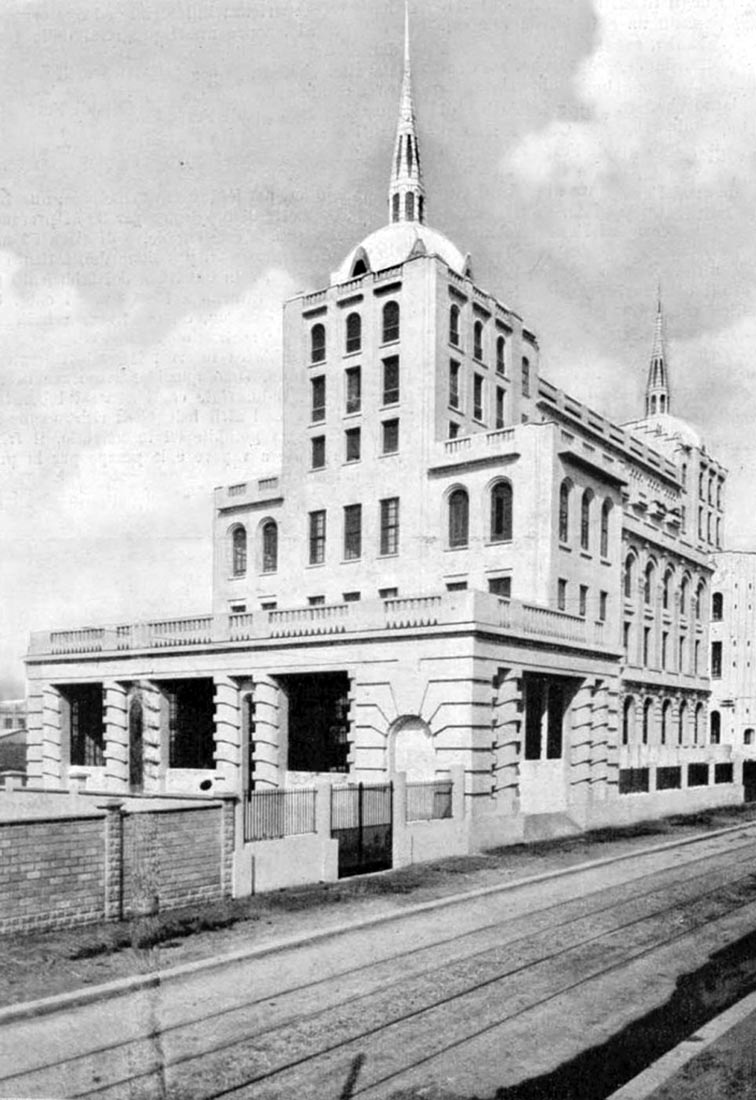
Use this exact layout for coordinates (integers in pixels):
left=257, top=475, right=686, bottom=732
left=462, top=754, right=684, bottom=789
left=128, top=696, right=144, bottom=792
left=388, top=715, right=436, bottom=779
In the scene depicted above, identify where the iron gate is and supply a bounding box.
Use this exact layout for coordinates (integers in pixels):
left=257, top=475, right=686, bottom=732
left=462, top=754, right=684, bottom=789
left=331, top=782, right=393, bottom=877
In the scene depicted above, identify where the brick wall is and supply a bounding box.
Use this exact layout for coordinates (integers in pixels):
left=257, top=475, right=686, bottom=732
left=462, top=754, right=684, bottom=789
left=0, top=799, right=235, bottom=935
left=0, top=816, right=105, bottom=932
left=122, top=806, right=222, bottom=915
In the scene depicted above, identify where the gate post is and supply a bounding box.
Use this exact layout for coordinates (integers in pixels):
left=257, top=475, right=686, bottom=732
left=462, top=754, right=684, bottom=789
left=391, top=771, right=409, bottom=868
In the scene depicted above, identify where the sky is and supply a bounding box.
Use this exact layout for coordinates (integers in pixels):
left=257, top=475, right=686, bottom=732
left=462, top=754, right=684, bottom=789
left=3, top=0, right=756, bottom=695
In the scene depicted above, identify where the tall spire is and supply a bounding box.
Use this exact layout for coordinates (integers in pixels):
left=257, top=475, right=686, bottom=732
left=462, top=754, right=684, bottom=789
left=645, top=285, right=670, bottom=417
left=388, top=1, right=425, bottom=226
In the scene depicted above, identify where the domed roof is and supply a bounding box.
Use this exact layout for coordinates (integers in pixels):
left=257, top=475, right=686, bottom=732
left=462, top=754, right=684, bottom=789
left=331, top=222, right=469, bottom=285
left=626, top=413, right=704, bottom=454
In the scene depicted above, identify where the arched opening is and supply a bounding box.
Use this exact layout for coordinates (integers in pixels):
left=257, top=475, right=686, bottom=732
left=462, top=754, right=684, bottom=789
left=231, top=525, right=247, bottom=576
left=448, top=488, right=469, bottom=548
left=644, top=561, right=656, bottom=605
left=600, top=499, right=612, bottom=558
left=710, top=709, right=721, bottom=745
left=663, top=568, right=674, bottom=611
left=405, top=192, right=415, bottom=221
left=712, top=592, right=723, bottom=620
left=449, top=304, right=460, bottom=347
left=661, top=699, right=672, bottom=745
left=128, top=695, right=144, bottom=791
left=388, top=715, right=437, bottom=780
left=490, top=480, right=513, bottom=542
left=678, top=701, right=687, bottom=745
left=496, top=335, right=506, bottom=375
left=345, top=312, right=361, bottom=354
left=559, top=479, right=572, bottom=543
left=261, top=520, right=278, bottom=574
left=624, top=553, right=636, bottom=600
left=310, top=323, right=326, bottom=364
left=622, top=697, right=635, bottom=746
left=382, top=301, right=400, bottom=344
left=473, top=320, right=483, bottom=361
left=581, top=489, right=594, bottom=551
left=643, top=698, right=653, bottom=745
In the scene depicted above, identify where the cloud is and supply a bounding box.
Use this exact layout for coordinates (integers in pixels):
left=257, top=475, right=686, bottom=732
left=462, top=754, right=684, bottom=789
left=0, top=254, right=299, bottom=688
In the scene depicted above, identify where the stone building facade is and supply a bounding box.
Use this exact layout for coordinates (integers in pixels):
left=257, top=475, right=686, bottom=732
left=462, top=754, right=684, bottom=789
left=22, top=17, right=740, bottom=849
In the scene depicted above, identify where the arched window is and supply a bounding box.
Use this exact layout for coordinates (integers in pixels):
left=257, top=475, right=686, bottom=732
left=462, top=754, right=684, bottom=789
left=643, top=698, right=653, bottom=745
left=405, top=192, right=415, bottom=221
left=716, top=517, right=722, bottom=548
left=490, top=481, right=513, bottom=542
left=650, top=395, right=657, bottom=414
left=624, top=553, right=636, bottom=600
left=680, top=575, right=690, bottom=617
left=310, top=323, right=326, bottom=364
left=261, top=521, right=278, bottom=574
left=694, top=580, right=705, bottom=620
left=745, top=728, right=754, bottom=746
left=663, top=568, right=674, bottom=611
left=559, top=479, right=572, bottom=543
left=522, top=357, right=531, bottom=397
left=496, top=335, right=506, bottom=375
left=600, top=499, right=612, bottom=558
left=449, top=304, right=460, bottom=347
left=708, top=473, right=714, bottom=504
left=352, top=258, right=367, bottom=277
left=392, top=193, right=400, bottom=223
left=346, top=312, right=361, bottom=354
left=678, top=701, right=687, bottom=745
left=710, top=709, right=721, bottom=745
left=717, top=480, right=723, bottom=508
left=232, top=526, right=247, bottom=576
left=622, top=697, right=635, bottom=746
left=580, top=489, right=593, bottom=551
left=661, top=699, right=672, bottom=745
left=473, top=320, right=484, bottom=361
left=644, top=561, right=655, bottom=605
left=448, top=488, right=469, bottom=548
left=712, top=592, right=723, bottom=620
left=382, top=301, right=400, bottom=344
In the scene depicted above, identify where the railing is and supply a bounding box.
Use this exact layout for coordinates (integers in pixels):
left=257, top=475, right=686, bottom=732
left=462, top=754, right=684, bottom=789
left=50, top=629, right=104, bottom=655
left=444, top=437, right=472, bottom=454
left=148, top=616, right=213, bottom=647
left=228, top=482, right=247, bottom=497
left=258, top=476, right=279, bottom=493
left=229, top=612, right=256, bottom=641
left=244, top=787, right=317, bottom=841
left=301, top=289, right=327, bottom=306
left=520, top=603, right=603, bottom=645
left=406, top=780, right=453, bottom=821
left=269, top=603, right=350, bottom=638
left=385, top=596, right=441, bottom=629
left=374, top=265, right=403, bottom=282
left=485, top=428, right=515, bottom=447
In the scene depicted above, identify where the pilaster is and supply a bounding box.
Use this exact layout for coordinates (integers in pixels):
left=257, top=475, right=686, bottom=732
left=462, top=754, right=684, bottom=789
left=103, top=681, right=129, bottom=791
left=41, top=684, right=63, bottom=788
left=213, top=676, right=241, bottom=789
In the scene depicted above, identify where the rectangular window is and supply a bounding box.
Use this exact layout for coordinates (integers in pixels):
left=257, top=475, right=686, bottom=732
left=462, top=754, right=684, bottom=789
left=345, top=366, right=361, bottom=413
left=446, top=580, right=468, bottom=591
left=64, top=684, right=105, bottom=768
left=311, top=376, right=326, bottom=422
left=688, top=763, right=709, bottom=787
left=309, top=510, right=326, bottom=565
left=449, top=360, right=461, bottom=409
left=165, top=679, right=215, bottom=770
left=383, top=356, right=400, bottom=405
left=449, top=421, right=460, bottom=439
left=643, top=626, right=651, bottom=666
left=679, top=634, right=686, bottom=673
left=522, top=357, right=531, bottom=397
left=382, top=418, right=399, bottom=454
left=311, top=435, right=326, bottom=469
left=657, top=766, right=682, bottom=790
left=379, top=587, right=398, bottom=599
left=229, top=602, right=246, bottom=613
left=579, top=585, right=588, bottom=618
left=557, top=578, right=567, bottom=611
left=694, top=640, right=700, bottom=675
left=662, top=631, right=668, bottom=669
left=711, top=640, right=722, bottom=678
left=343, top=504, right=362, bottom=560
left=260, top=600, right=277, bottom=610
left=495, top=386, right=505, bottom=429
left=345, top=427, right=361, bottom=462
left=380, top=497, right=399, bottom=555
left=715, top=763, right=734, bottom=784
left=623, top=621, right=631, bottom=660
left=308, top=595, right=325, bottom=606
left=599, top=591, right=607, bottom=622
left=473, top=374, right=484, bottom=422
left=619, top=768, right=650, bottom=795
left=343, top=591, right=361, bottom=602
left=488, top=576, right=511, bottom=598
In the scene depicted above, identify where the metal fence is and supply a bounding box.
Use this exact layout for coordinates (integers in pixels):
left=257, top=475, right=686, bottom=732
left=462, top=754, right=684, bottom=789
left=406, top=779, right=453, bottom=821
left=244, top=787, right=317, bottom=842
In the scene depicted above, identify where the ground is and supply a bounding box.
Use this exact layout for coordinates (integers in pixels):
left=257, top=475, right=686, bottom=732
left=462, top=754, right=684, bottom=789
left=3, top=805, right=756, bottom=1011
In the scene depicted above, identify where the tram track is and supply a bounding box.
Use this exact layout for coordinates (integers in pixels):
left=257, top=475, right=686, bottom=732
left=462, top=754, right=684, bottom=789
left=4, top=829, right=756, bottom=1100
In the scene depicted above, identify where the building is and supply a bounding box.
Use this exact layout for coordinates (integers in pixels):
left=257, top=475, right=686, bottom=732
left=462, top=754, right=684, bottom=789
left=19, top=15, right=740, bottom=868
left=710, top=551, right=756, bottom=800
left=0, top=698, right=27, bottom=774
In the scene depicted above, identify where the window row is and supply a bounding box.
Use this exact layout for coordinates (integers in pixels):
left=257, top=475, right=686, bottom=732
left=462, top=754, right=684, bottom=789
left=619, top=762, right=733, bottom=794
left=556, top=579, right=608, bottom=621
left=311, top=419, right=400, bottom=467
left=623, top=621, right=703, bottom=674
left=448, top=481, right=513, bottom=548
left=311, top=357, right=400, bottom=421
left=448, top=361, right=508, bottom=427
left=623, top=555, right=706, bottom=619
left=697, top=507, right=722, bottom=547
left=622, top=695, right=707, bottom=747
left=559, top=480, right=613, bottom=556
left=448, top=307, right=532, bottom=393
left=697, top=467, right=724, bottom=507
left=231, top=521, right=278, bottom=577
left=309, top=498, right=400, bottom=564
left=309, top=302, right=400, bottom=363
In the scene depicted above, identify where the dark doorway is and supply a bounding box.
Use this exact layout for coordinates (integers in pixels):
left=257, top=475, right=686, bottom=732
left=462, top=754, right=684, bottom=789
left=744, top=760, right=756, bottom=803
left=161, top=679, right=215, bottom=770
left=331, top=782, right=393, bottom=877
left=283, top=672, right=350, bottom=773
left=128, top=697, right=144, bottom=791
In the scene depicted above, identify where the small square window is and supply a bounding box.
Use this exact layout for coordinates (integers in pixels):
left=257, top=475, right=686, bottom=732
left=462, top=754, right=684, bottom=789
left=449, top=421, right=460, bottom=439
left=345, top=427, right=361, bottom=462
left=308, top=595, right=325, bottom=606
left=229, top=603, right=247, bottom=613
left=488, top=576, right=511, bottom=598
left=379, top=587, right=398, bottom=599
left=446, top=580, right=468, bottom=592
left=343, top=591, right=361, bottom=602
left=260, top=600, right=277, bottom=611
left=382, top=419, right=399, bottom=454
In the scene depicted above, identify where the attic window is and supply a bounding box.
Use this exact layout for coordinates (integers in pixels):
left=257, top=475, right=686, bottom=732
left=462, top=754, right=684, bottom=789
left=352, top=259, right=367, bottom=277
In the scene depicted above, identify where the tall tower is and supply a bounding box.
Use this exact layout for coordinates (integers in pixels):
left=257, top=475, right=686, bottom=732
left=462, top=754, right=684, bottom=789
left=388, top=3, right=425, bottom=225
left=645, top=291, right=670, bottom=417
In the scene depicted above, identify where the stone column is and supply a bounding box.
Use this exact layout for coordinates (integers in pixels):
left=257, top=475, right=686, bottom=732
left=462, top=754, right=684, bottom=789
left=251, top=674, right=282, bottom=788
left=589, top=679, right=610, bottom=798
left=218, top=796, right=236, bottom=898
left=101, top=800, right=124, bottom=921
left=24, top=687, right=44, bottom=783
left=103, top=681, right=129, bottom=792
left=41, top=684, right=63, bottom=788
left=568, top=679, right=595, bottom=803
left=491, top=669, right=520, bottom=815
left=139, top=681, right=163, bottom=791
left=213, top=676, right=241, bottom=789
